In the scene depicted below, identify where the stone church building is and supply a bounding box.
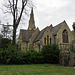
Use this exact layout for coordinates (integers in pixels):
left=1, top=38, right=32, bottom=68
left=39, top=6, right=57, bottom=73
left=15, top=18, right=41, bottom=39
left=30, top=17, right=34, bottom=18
left=18, top=8, right=75, bottom=52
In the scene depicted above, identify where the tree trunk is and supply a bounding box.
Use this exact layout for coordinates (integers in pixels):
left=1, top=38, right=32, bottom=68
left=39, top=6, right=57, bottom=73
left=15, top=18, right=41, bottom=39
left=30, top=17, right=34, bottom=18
left=12, top=26, right=16, bottom=45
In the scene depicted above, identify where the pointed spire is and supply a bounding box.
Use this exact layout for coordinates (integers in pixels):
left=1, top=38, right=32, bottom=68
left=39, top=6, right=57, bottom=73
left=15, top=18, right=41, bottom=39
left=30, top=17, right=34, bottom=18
left=28, top=8, right=36, bottom=30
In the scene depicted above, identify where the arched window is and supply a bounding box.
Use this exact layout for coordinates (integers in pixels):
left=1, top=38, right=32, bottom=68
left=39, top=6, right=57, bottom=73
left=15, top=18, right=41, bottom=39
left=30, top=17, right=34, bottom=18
left=44, top=37, right=46, bottom=44
left=47, top=35, right=49, bottom=45
left=62, top=29, right=68, bottom=43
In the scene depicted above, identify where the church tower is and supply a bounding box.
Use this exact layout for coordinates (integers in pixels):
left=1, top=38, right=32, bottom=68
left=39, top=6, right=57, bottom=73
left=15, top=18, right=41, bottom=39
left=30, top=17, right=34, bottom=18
left=28, top=8, right=36, bottom=30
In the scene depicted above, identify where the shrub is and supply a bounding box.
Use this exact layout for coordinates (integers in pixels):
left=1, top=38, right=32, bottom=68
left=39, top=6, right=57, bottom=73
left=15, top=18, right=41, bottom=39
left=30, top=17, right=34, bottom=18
left=71, top=46, right=75, bottom=53
left=0, top=48, right=6, bottom=64
left=0, top=44, right=60, bottom=64
left=30, top=50, right=44, bottom=64
left=0, top=38, right=11, bottom=50
left=59, top=51, right=70, bottom=66
left=42, top=44, right=60, bottom=64
left=0, top=44, right=23, bottom=64
left=22, top=50, right=44, bottom=64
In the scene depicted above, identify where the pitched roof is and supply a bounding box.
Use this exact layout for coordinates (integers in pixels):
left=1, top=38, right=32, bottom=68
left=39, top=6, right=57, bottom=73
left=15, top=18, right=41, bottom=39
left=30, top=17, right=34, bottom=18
left=34, top=27, right=46, bottom=42
left=20, top=29, right=34, bottom=42
left=20, top=21, right=67, bottom=42
left=52, top=21, right=65, bottom=35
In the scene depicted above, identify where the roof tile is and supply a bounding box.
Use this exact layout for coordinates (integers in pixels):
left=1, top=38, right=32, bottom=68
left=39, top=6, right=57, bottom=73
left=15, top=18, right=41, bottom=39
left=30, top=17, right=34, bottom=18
left=21, top=29, right=34, bottom=42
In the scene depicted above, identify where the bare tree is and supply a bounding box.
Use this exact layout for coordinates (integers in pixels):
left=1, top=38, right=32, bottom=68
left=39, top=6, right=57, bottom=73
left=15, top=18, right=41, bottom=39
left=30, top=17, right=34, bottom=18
left=3, top=0, right=33, bottom=45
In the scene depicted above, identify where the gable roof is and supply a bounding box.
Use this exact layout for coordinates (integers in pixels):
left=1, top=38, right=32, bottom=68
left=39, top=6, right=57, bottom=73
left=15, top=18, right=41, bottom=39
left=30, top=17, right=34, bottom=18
left=52, top=21, right=66, bottom=35
left=34, top=27, right=46, bottom=42
left=20, top=21, right=67, bottom=42
left=20, top=29, right=34, bottom=42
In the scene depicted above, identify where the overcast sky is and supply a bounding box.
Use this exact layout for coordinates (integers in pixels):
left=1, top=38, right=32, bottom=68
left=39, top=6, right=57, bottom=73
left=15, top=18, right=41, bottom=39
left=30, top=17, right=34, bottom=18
left=34, top=0, right=75, bottom=31
left=0, top=0, right=75, bottom=31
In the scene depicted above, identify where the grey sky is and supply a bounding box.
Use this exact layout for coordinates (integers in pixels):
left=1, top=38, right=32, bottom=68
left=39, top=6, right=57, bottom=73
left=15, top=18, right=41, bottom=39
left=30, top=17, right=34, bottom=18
left=0, top=0, right=75, bottom=31
left=34, top=0, right=75, bottom=30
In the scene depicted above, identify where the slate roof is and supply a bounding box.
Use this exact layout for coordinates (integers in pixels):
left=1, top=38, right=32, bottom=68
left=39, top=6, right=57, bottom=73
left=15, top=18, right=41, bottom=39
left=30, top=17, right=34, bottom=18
left=34, top=21, right=65, bottom=42
left=33, top=27, right=46, bottom=42
left=34, top=21, right=63, bottom=42
left=20, top=29, right=34, bottom=42
left=20, top=21, right=66, bottom=42
left=52, top=21, right=65, bottom=35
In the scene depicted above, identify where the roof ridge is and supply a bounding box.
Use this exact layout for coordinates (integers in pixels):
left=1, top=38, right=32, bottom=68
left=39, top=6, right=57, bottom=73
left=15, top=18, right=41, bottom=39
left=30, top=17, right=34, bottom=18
left=33, top=27, right=47, bottom=42
left=52, top=21, right=65, bottom=35
left=53, top=21, right=64, bottom=28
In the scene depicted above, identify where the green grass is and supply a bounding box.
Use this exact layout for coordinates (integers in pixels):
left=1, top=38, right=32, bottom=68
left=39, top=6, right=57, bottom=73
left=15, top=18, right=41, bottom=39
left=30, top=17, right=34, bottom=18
left=0, top=64, right=74, bottom=75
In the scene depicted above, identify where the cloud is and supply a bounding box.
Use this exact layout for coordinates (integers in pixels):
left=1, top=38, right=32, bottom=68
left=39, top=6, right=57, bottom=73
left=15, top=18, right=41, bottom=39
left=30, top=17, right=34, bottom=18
left=34, top=0, right=75, bottom=30
left=0, top=0, right=75, bottom=31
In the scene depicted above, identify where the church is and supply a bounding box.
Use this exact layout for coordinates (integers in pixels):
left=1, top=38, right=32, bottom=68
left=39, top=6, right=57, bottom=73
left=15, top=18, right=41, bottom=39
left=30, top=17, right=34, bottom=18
left=18, top=8, right=75, bottom=51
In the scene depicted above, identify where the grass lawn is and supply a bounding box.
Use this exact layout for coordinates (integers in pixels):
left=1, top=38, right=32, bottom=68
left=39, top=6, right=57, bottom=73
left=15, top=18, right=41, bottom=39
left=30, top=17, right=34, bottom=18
left=0, top=64, right=75, bottom=75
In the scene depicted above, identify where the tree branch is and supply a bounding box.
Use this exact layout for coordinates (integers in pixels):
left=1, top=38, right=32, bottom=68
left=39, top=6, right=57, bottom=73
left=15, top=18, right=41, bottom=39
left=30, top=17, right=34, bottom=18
left=16, top=0, right=28, bottom=29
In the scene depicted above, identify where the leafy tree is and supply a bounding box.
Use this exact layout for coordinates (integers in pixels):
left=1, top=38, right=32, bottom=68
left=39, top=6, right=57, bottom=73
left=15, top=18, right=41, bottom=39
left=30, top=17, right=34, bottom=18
left=0, top=44, right=24, bottom=64
left=42, top=44, right=60, bottom=64
left=0, top=38, right=11, bottom=50
left=29, top=50, right=44, bottom=64
left=0, top=44, right=61, bottom=64
left=22, top=50, right=44, bottom=64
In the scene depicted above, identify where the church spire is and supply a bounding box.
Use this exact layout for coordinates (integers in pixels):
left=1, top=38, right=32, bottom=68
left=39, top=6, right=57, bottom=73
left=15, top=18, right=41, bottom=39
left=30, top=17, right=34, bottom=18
left=28, top=8, right=36, bottom=30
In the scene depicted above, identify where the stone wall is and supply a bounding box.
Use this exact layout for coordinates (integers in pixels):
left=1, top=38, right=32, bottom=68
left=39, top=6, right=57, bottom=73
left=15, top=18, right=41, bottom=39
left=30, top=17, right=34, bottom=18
left=57, top=22, right=73, bottom=44
left=69, top=52, right=75, bottom=66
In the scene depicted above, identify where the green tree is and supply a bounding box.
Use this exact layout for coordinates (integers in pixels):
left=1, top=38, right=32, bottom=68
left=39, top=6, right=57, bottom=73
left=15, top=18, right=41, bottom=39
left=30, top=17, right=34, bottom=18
left=0, top=44, right=24, bottom=64
left=0, top=38, right=11, bottom=50
left=42, top=44, right=60, bottom=64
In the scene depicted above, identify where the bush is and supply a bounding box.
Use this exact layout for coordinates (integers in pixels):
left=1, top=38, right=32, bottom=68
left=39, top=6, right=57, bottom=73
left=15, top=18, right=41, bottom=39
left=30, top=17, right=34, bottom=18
left=22, top=50, right=44, bottom=64
left=30, top=50, right=44, bottom=64
left=0, top=38, right=11, bottom=50
left=59, top=51, right=70, bottom=66
left=0, top=44, right=24, bottom=64
left=71, top=46, right=75, bottom=53
left=0, top=46, right=44, bottom=64
left=42, top=44, right=60, bottom=64
left=0, top=44, right=60, bottom=64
